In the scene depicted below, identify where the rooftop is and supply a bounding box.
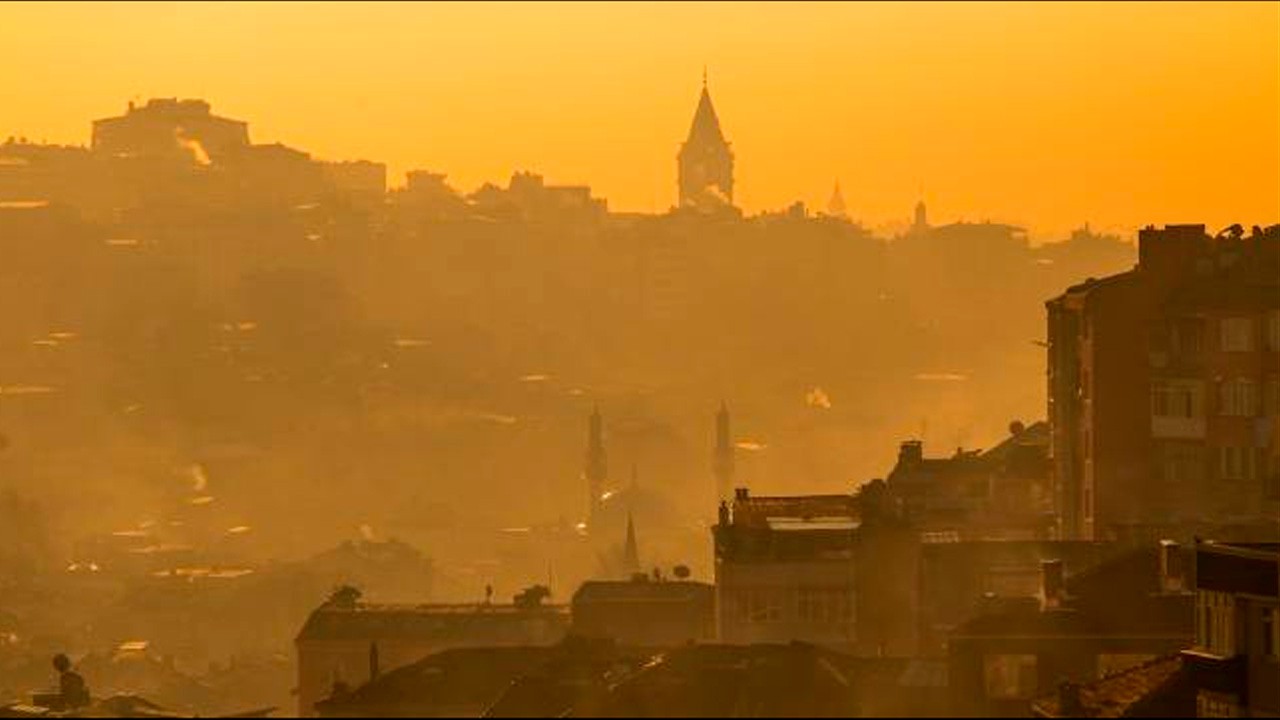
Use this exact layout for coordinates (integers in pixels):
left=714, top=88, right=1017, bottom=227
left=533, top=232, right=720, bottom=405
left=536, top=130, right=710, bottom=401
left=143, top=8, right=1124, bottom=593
left=1031, top=654, right=1192, bottom=718
left=296, top=602, right=569, bottom=643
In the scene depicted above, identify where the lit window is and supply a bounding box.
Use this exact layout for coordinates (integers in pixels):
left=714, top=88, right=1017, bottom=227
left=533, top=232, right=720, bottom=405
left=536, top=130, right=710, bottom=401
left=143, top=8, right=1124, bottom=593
left=1220, top=318, right=1253, bottom=352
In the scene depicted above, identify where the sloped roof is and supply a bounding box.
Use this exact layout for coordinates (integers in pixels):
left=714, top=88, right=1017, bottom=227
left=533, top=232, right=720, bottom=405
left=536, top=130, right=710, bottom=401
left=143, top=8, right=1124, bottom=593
left=295, top=603, right=568, bottom=643
left=684, top=86, right=728, bottom=149
left=1031, top=654, right=1193, bottom=718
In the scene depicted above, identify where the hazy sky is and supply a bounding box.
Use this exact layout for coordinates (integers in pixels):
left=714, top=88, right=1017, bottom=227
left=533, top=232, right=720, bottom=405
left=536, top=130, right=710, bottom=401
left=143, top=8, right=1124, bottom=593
left=2, top=1, right=1277, bottom=238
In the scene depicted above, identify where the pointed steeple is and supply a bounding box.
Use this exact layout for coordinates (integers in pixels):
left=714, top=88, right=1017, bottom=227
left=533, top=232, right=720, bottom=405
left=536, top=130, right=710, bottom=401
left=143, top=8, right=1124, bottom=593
left=623, top=512, right=640, bottom=574
left=714, top=401, right=735, bottom=502
left=686, top=84, right=727, bottom=147
left=827, top=181, right=847, bottom=218
left=678, top=70, right=735, bottom=209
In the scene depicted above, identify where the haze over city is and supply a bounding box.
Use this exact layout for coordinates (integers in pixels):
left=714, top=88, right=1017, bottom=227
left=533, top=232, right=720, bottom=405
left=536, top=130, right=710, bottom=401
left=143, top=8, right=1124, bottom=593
left=3, top=1, right=1278, bottom=237
left=0, top=2, right=1278, bottom=719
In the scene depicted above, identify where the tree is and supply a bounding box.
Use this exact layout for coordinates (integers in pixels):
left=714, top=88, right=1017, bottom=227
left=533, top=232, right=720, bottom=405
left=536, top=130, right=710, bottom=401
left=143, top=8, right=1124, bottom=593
left=327, top=584, right=363, bottom=609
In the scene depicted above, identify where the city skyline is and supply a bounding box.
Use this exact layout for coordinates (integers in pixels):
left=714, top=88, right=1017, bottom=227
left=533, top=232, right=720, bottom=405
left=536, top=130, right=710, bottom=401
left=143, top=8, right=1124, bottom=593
left=2, top=1, right=1277, bottom=239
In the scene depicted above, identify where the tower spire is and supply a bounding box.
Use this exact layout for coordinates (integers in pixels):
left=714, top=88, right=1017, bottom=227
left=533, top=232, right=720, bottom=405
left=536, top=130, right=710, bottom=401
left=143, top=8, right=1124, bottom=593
left=827, top=180, right=847, bottom=218
left=623, top=512, right=640, bottom=574
left=714, top=401, right=735, bottom=502
left=678, top=69, right=734, bottom=210
left=585, top=406, right=607, bottom=523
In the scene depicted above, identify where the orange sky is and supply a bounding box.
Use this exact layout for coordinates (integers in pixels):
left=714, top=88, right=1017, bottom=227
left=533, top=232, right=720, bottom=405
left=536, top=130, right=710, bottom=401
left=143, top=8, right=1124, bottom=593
left=2, top=1, right=1277, bottom=238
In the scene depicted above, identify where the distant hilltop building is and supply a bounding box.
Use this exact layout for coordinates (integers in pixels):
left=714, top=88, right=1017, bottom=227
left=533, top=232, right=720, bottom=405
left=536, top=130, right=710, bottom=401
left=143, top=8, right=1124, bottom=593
left=92, top=98, right=249, bottom=164
left=677, top=72, right=734, bottom=211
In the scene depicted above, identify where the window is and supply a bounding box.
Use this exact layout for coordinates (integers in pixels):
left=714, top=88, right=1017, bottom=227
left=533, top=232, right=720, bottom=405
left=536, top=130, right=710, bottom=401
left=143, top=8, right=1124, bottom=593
left=742, top=589, right=784, bottom=624
left=797, top=588, right=854, bottom=624
left=1266, top=376, right=1280, bottom=417
left=1219, top=379, right=1258, bottom=417
left=1173, top=317, right=1206, bottom=357
left=1197, top=591, right=1237, bottom=656
left=983, top=654, right=1037, bottom=700
left=1152, top=380, right=1200, bottom=418
left=1218, top=447, right=1258, bottom=481
left=1267, top=311, right=1280, bottom=352
left=1220, top=318, right=1253, bottom=352
left=1161, top=444, right=1205, bottom=483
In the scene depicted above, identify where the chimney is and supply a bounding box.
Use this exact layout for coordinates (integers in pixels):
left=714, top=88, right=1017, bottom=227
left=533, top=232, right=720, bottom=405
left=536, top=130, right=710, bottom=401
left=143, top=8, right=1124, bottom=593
left=898, top=440, right=924, bottom=467
left=1058, top=681, right=1083, bottom=716
left=368, top=641, right=380, bottom=682
left=718, top=500, right=730, bottom=528
left=1159, top=539, right=1184, bottom=594
left=1040, top=559, right=1065, bottom=611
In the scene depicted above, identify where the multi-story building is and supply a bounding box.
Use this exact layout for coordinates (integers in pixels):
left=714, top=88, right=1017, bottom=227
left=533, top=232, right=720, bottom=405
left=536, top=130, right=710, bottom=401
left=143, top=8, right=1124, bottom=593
left=949, top=541, right=1194, bottom=717
left=1183, top=540, right=1280, bottom=717
left=1046, top=223, right=1280, bottom=541
left=712, top=488, right=859, bottom=648
left=885, top=420, right=1055, bottom=542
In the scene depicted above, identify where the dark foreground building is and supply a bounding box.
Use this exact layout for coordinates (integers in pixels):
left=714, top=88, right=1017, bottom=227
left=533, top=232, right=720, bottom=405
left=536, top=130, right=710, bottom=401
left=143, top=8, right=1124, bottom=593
left=1046, top=223, right=1280, bottom=541
left=1031, top=540, right=1279, bottom=718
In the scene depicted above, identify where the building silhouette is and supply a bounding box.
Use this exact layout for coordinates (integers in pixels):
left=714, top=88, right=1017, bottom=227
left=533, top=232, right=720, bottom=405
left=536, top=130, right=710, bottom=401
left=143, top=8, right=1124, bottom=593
left=1046, top=223, right=1280, bottom=541
left=92, top=98, right=249, bottom=164
left=913, top=199, right=929, bottom=232
left=622, top=512, right=640, bottom=574
left=677, top=72, right=734, bottom=210
left=826, top=181, right=848, bottom=218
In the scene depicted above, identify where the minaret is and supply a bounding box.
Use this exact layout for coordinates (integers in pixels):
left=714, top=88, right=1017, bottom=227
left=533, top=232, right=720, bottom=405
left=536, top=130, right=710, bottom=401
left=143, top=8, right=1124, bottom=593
left=827, top=181, right=848, bottom=218
left=585, top=406, right=607, bottom=522
left=677, top=70, right=735, bottom=209
left=913, top=199, right=928, bottom=231
left=623, top=512, right=640, bottom=574
left=713, top=401, right=735, bottom=502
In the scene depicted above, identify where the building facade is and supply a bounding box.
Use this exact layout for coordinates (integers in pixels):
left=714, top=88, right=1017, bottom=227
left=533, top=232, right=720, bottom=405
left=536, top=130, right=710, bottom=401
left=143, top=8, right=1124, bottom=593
left=294, top=595, right=568, bottom=717
left=1047, top=224, right=1280, bottom=540
left=712, top=488, right=859, bottom=648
